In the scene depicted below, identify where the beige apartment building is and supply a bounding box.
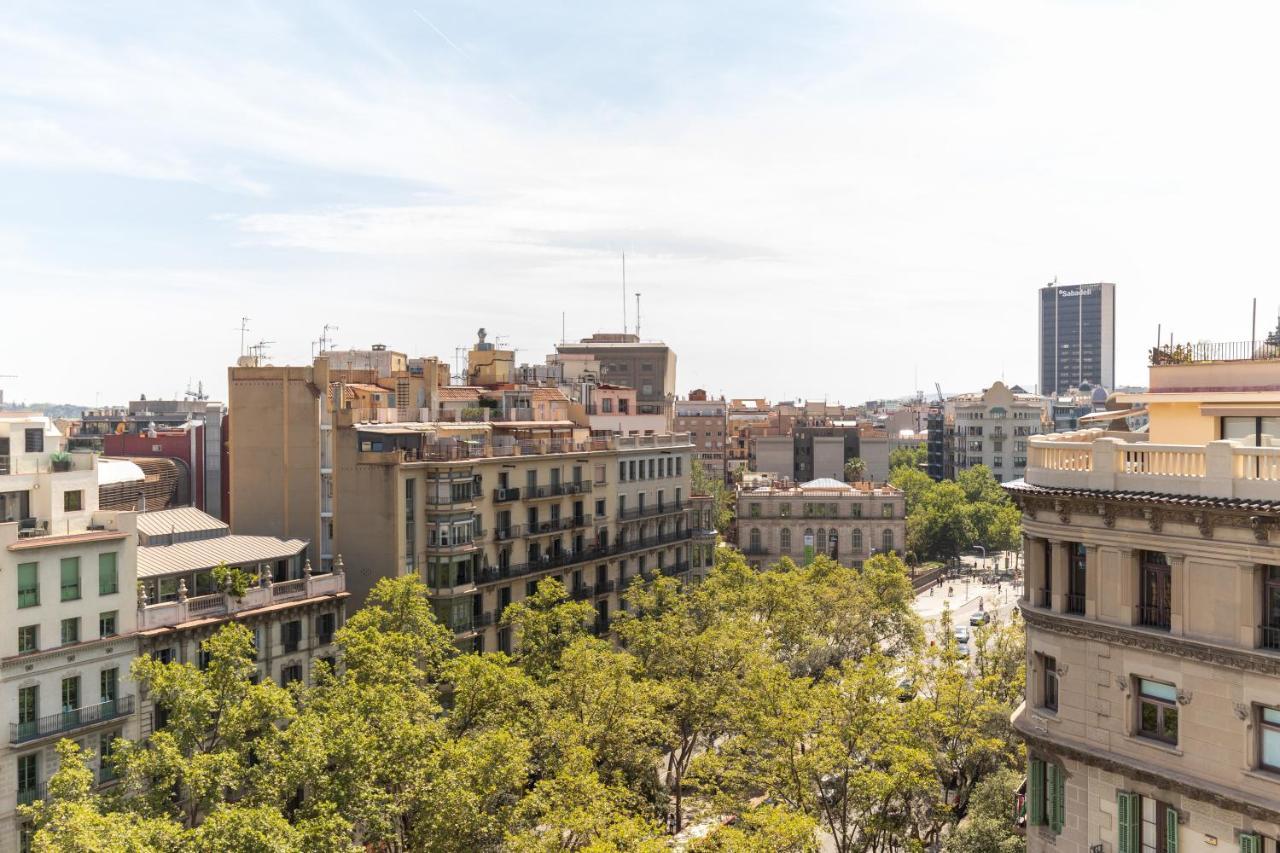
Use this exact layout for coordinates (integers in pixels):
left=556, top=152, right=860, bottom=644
left=1010, top=345, right=1280, bottom=852
left=335, top=419, right=701, bottom=650
left=736, top=477, right=905, bottom=569
left=951, top=380, right=1050, bottom=483
left=674, top=392, right=728, bottom=482
left=556, top=334, right=677, bottom=427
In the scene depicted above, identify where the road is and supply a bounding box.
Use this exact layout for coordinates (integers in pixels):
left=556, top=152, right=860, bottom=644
left=913, top=554, right=1023, bottom=640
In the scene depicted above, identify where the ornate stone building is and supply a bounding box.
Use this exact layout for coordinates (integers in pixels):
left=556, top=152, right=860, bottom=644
left=1009, top=346, right=1280, bottom=851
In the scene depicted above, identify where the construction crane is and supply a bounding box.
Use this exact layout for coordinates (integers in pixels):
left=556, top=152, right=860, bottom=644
left=935, top=382, right=945, bottom=404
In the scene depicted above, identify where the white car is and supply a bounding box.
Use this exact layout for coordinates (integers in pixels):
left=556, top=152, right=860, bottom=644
left=952, top=626, right=970, bottom=645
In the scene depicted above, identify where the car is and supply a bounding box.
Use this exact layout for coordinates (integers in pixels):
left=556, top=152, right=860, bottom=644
left=952, top=626, right=970, bottom=645
left=969, top=611, right=991, bottom=627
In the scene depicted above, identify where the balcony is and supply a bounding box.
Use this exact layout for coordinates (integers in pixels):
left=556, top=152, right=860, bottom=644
left=422, top=538, right=483, bottom=555
left=1065, top=593, right=1086, bottom=615
left=618, top=500, right=685, bottom=521
left=16, top=781, right=47, bottom=806
left=11, top=695, right=135, bottom=744
left=1261, top=625, right=1280, bottom=651
left=571, top=583, right=595, bottom=600
left=659, top=560, right=691, bottom=577
left=493, top=487, right=522, bottom=502
left=1037, top=588, right=1052, bottom=608
left=1025, top=432, right=1280, bottom=500
left=1136, top=604, right=1171, bottom=631
left=1151, top=340, right=1280, bottom=365
left=524, top=481, right=594, bottom=500
left=138, top=571, right=345, bottom=630
left=494, top=516, right=596, bottom=540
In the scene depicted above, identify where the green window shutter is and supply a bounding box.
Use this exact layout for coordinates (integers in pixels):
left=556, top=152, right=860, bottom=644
left=1239, top=833, right=1260, bottom=853
left=1028, top=759, right=1045, bottom=826
left=1117, top=792, right=1138, bottom=853
left=98, top=552, right=118, bottom=595
left=1165, top=805, right=1178, bottom=853
left=1050, top=763, right=1065, bottom=833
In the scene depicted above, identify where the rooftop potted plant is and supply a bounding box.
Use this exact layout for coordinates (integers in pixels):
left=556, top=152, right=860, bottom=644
left=50, top=451, right=72, bottom=472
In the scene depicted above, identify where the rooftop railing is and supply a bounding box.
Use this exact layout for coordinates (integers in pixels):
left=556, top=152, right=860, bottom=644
left=1150, top=340, right=1280, bottom=365
left=1025, top=432, right=1280, bottom=500
left=139, top=570, right=345, bottom=629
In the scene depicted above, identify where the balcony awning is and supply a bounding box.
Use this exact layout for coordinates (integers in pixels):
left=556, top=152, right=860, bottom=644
left=1077, top=407, right=1147, bottom=424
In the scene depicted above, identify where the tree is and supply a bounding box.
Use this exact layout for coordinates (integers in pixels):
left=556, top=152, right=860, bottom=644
left=889, top=465, right=934, bottom=517
left=908, top=481, right=976, bottom=561
left=889, top=445, right=927, bottom=474
left=692, top=458, right=734, bottom=534
left=501, top=577, right=596, bottom=682
left=691, top=805, right=818, bottom=853
left=842, top=457, right=867, bottom=483
left=942, top=769, right=1024, bottom=853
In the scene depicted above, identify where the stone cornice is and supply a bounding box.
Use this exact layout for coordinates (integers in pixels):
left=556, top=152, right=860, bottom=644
left=1008, top=487, right=1280, bottom=544
left=1013, top=706, right=1280, bottom=823
left=1022, top=605, right=1280, bottom=677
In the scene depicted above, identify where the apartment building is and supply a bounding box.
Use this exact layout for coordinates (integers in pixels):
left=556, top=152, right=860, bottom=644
left=674, top=392, right=728, bottom=482
left=736, top=478, right=905, bottom=569
left=133, top=508, right=346, bottom=729
left=0, top=416, right=140, bottom=852
left=311, top=413, right=700, bottom=650
left=950, top=381, right=1050, bottom=483
left=1010, top=342, right=1280, bottom=851
left=556, top=334, right=677, bottom=426
left=750, top=420, right=862, bottom=483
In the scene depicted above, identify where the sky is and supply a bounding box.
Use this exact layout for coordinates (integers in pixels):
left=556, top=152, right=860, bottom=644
left=3, top=0, right=1280, bottom=407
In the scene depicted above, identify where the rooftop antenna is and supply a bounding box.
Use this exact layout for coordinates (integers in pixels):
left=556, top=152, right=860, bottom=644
left=635, top=292, right=641, bottom=339
left=236, top=317, right=251, bottom=357
left=561, top=311, right=566, bottom=345
left=454, top=346, right=467, bottom=383
left=320, top=324, right=340, bottom=353
left=621, top=251, right=627, bottom=333
left=249, top=339, right=276, bottom=362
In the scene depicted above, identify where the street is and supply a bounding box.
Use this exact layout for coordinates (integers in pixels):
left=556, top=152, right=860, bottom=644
left=913, top=554, right=1023, bottom=640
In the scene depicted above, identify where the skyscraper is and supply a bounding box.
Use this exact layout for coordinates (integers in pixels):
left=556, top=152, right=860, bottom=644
left=1038, top=282, right=1116, bottom=395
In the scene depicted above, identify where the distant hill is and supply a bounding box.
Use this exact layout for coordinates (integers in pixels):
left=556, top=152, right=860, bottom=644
left=1, top=403, right=94, bottom=419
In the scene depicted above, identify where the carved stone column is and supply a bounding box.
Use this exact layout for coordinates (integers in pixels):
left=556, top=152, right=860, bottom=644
left=1049, top=540, right=1069, bottom=614
left=1169, top=554, right=1188, bottom=637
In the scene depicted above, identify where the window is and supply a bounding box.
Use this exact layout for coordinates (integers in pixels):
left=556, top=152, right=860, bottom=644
left=60, top=557, right=81, bottom=601
left=1260, top=705, right=1280, bottom=772
left=749, top=503, right=760, bottom=518
left=96, top=552, right=119, bottom=595
left=779, top=503, right=792, bottom=518
left=882, top=528, right=894, bottom=552
left=1116, top=792, right=1178, bottom=853
left=24, top=428, right=43, bottom=453
left=1137, top=678, right=1178, bottom=744
left=1066, top=543, right=1086, bottom=614
left=852, top=529, right=863, bottom=552
left=280, top=664, right=303, bottom=687
left=61, top=675, right=80, bottom=713
left=18, top=625, right=37, bottom=654
left=99, top=611, right=117, bottom=638
left=850, top=503, right=862, bottom=518
left=1263, top=566, right=1280, bottom=650
left=99, top=732, right=119, bottom=782
left=1139, top=551, right=1171, bottom=630
left=100, top=667, right=118, bottom=703
left=17, top=563, right=38, bottom=608
left=881, top=504, right=893, bottom=518
left=63, top=490, right=83, bottom=512
left=282, top=620, right=302, bottom=653
left=780, top=528, right=792, bottom=553
left=60, top=617, right=80, bottom=645
left=748, top=528, right=761, bottom=552
left=1041, top=655, right=1059, bottom=712
left=1026, top=757, right=1064, bottom=833
left=17, top=754, right=38, bottom=803
left=316, top=613, right=336, bottom=645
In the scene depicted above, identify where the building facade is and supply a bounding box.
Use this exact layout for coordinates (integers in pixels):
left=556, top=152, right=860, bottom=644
left=674, top=392, right=728, bottom=482
left=1010, top=348, right=1280, bottom=852
left=1038, top=281, right=1117, bottom=396
left=555, top=334, right=677, bottom=426
left=950, top=381, right=1050, bottom=483
left=0, top=416, right=140, bottom=852
left=133, top=507, right=347, bottom=725
left=736, top=478, right=905, bottom=569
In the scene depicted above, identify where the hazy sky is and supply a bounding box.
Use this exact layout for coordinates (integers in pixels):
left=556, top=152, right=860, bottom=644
left=3, top=1, right=1279, bottom=407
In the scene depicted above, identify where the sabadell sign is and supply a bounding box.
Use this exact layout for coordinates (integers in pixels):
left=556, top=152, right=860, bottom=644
left=1058, top=287, right=1094, bottom=297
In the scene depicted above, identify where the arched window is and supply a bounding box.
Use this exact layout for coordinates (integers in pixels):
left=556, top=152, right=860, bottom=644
left=852, top=529, right=863, bottom=552
left=804, top=528, right=814, bottom=552
left=780, top=528, right=792, bottom=552
left=882, top=528, right=894, bottom=552
left=827, top=529, right=838, bottom=555
left=749, top=528, right=761, bottom=551
left=816, top=528, right=826, bottom=553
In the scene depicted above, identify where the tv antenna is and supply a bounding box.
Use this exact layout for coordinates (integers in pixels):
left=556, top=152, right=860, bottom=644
left=248, top=340, right=276, bottom=361
left=235, top=317, right=251, bottom=356
left=635, top=292, right=641, bottom=339
left=183, top=380, right=208, bottom=401
left=319, top=324, right=339, bottom=353
left=621, top=251, right=627, bottom=333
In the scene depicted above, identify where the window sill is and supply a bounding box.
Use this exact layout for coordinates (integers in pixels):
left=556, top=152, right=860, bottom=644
left=1124, top=734, right=1182, bottom=757
left=1240, top=768, right=1280, bottom=787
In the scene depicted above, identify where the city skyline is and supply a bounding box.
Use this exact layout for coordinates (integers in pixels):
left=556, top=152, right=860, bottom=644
left=6, top=2, right=1280, bottom=405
